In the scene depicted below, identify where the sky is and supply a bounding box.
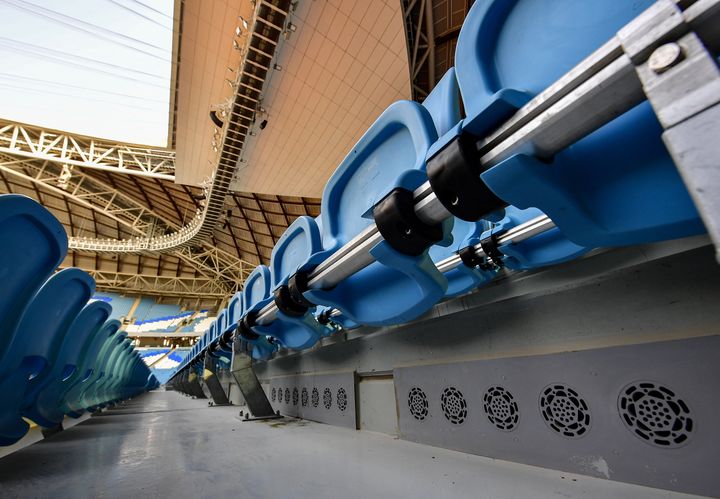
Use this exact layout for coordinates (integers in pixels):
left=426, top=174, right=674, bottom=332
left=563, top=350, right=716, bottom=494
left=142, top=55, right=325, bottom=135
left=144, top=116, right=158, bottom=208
left=0, top=0, right=174, bottom=146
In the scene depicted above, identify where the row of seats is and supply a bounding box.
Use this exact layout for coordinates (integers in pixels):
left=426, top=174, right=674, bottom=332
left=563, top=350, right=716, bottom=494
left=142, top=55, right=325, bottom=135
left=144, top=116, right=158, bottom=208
left=179, top=311, right=212, bottom=333
left=125, top=311, right=194, bottom=333
left=0, top=194, right=159, bottom=446
left=169, top=0, right=705, bottom=387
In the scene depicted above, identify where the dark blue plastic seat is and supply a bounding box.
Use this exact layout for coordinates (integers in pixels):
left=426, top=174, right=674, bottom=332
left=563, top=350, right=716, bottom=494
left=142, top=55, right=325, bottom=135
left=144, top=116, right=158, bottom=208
left=303, top=100, right=452, bottom=326
left=65, top=331, right=128, bottom=416
left=0, top=194, right=68, bottom=367
left=0, top=268, right=94, bottom=445
left=33, top=318, right=120, bottom=426
left=452, top=0, right=704, bottom=247
left=22, top=300, right=112, bottom=427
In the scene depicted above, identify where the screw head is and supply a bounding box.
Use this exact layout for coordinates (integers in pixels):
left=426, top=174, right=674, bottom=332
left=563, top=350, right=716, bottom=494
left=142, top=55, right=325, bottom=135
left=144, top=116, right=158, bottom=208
left=648, top=43, right=684, bottom=74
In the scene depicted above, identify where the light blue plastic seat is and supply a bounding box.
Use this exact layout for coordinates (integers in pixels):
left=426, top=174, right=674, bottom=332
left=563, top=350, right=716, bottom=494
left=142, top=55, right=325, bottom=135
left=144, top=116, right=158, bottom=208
left=22, top=301, right=112, bottom=427
left=302, top=101, right=452, bottom=326
left=420, top=69, right=499, bottom=296
left=239, top=265, right=278, bottom=360
left=0, top=268, right=94, bottom=445
left=33, top=318, right=120, bottom=426
left=254, top=216, right=333, bottom=351
left=0, top=194, right=68, bottom=367
left=448, top=0, right=704, bottom=247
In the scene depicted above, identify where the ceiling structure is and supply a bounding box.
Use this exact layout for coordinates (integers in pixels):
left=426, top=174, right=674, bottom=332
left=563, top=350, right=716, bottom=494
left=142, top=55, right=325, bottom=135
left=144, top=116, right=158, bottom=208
left=402, top=0, right=472, bottom=101
left=230, top=0, right=411, bottom=198
left=0, top=0, right=469, bottom=309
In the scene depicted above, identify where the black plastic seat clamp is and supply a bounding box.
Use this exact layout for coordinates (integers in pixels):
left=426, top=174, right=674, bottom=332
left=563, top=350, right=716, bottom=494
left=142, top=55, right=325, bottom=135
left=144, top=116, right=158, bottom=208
left=480, top=232, right=504, bottom=268
left=218, top=330, right=233, bottom=351
left=373, top=187, right=444, bottom=256
left=238, top=312, right=259, bottom=341
left=274, top=283, right=308, bottom=317
left=316, top=309, right=331, bottom=325
left=458, top=245, right=484, bottom=268
left=426, top=132, right=507, bottom=221
left=288, top=271, right=314, bottom=308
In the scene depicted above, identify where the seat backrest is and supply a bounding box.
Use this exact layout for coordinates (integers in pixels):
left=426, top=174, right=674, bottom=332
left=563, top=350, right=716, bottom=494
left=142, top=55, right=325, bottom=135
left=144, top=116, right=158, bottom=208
left=455, top=0, right=655, bottom=134
left=4, top=268, right=94, bottom=378
left=76, top=319, right=121, bottom=382
left=0, top=195, right=68, bottom=363
left=243, top=265, right=272, bottom=311
left=421, top=68, right=461, bottom=138
left=269, top=216, right=323, bottom=289
left=319, top=100, right=438, bottom=252
left=226, top=292, right=243, bottom=331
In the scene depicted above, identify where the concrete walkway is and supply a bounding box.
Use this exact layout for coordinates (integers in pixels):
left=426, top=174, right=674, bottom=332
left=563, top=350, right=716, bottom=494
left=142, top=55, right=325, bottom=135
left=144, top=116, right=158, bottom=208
left=0, top=391, right=700, bottom=499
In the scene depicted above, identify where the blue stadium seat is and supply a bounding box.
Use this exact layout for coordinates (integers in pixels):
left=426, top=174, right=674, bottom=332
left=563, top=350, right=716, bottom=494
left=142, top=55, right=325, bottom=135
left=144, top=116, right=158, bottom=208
left=0, top=194, right=68, bottom=367
left=0, top=268, right=94, bottom=445
left=65, top=331, right=128, bottom=416
left=303, top=100, right=451, bottom=326
left=452, top=0, right=705, bottom=247
left=254, top=216, right=333, bottom=350
left=421, top=69, right=499, bottom=296
left=22, top=300, right=112, bottom=427
left=31, top=318, right=120, bottom=427
left=240, top=265, right=277, bottom=359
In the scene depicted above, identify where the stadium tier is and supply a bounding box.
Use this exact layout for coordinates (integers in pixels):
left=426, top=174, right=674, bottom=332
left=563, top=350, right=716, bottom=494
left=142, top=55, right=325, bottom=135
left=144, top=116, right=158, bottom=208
left=1, top=0, right=719, bottom=497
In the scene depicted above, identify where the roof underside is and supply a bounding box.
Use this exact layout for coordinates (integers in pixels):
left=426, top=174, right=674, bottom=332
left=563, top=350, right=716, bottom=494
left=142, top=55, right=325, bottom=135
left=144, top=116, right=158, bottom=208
left=0, top=0, right=466, bottom=307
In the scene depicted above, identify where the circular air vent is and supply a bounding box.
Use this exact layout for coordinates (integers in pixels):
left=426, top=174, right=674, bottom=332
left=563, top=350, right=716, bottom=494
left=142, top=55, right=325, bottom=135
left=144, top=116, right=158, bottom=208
left=284, top=388, right=291, bottom=404
left=483, top=386, right=519, bottom=431
left=301, top=387, right=308, bottom=407
left=618, top=381, right=693, bottom=448
left=292, top=387, right=299, bottom=406
left=323, top=387, right=332, bottom=410
left=337, top=388, right=348, bottom=412
left=271, top=387, right=276, bottom=402
left=440, top=387, right=467, bottom=425
left=539, top=384, right=591, bottom=438
left=408, top=387, right=429, bottom=421
left=311, top=387, right=319, bottom=408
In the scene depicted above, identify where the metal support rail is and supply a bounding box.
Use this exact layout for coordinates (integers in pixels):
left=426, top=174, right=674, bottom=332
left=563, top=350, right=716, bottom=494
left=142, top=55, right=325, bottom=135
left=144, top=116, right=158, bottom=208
left=253, top=0, right=719, bottom=327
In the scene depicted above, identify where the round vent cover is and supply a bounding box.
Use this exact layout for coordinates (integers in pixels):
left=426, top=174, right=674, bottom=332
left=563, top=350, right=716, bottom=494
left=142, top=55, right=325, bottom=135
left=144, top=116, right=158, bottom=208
left=483, top=386, right=519, bottom=431
left=408, top=387, right=429, bottom=421
left=292, top=387, right=299, bottom=406
left=270, top=387, right=276, bottom=402
left=618, top=381, right=693, bottom=448
left=301, top=387, right=308, bottom=407
left=323, top=387, right=332, bottom=410
left=284, top=388, right=291, bottom=404
left=539, top=384, right=591, bottom=438
left=440, top=387, right=467, bottom=425
left=311, top=387, right=319, bottom=408
left=337, top=388, right=348, bottom=412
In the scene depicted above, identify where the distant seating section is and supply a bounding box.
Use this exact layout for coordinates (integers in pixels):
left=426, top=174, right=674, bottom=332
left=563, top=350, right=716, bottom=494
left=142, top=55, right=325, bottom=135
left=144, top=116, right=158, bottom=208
left=90, top=293, right=136, bottom=321
left=125, top=310, right=193, bottom=334
left=0, top=194, right=158, bottom=446
left=179, top=311, right=213, bottom=333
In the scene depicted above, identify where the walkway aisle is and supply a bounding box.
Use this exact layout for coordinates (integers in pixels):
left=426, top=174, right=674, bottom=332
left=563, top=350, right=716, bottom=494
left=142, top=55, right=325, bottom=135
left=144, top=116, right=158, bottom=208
left=0, top=391, right=696, bottom=499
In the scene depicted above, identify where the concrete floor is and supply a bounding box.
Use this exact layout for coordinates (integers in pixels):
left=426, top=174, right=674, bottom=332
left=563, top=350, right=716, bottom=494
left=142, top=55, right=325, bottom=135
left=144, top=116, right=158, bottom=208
left=0, top=391, right=703, bottom=499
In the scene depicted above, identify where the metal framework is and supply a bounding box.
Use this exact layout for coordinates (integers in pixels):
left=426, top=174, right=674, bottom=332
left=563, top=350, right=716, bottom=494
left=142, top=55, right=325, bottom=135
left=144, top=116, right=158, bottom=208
left=75, top=269, right=229, bottom=299
left=0, top=155, right=252, bottom=291
left=0, top=0, right=290, bottom=289
left=0, top=121, right=176, bottom=181
left=401, top=0, right=435, bottom=101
